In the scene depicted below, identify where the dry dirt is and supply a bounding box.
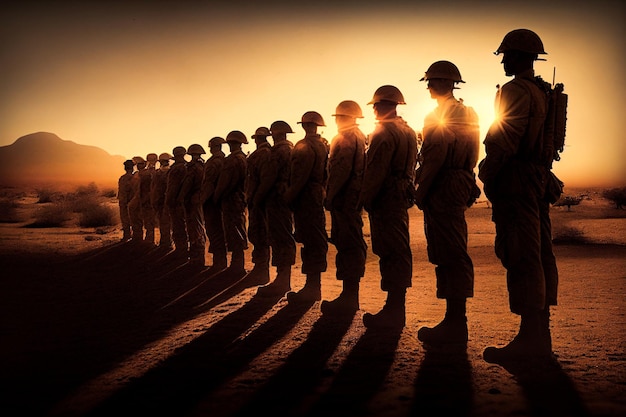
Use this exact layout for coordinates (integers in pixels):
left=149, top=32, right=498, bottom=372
left=0, top=189, right=625, bottom=417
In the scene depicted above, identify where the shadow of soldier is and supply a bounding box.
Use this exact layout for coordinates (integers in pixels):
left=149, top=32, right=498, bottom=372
left=232, top=311, right=358, bottom=416
left=304, top=325, right=403, bottom=417
left=494, top=356, right=591, bottom=417
left=84, top=295, right=316, bottom=417
left=412, top=343, right=473, bottom=417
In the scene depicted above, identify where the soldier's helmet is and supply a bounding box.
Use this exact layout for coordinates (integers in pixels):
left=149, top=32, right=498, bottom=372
left=158, top=152, right=172, bottom=161
left=226, top=130, right=249, bottom=144
left=332, top=100, right=363, bottom=118
left=187, top=143, right=206, bottom=154
left=146, top=153, right=158, bottom=163
left=172, top=146, right=187, bottom=157
left=269, top=120, right=294, bottom=134
left=132, top=156, right=146, bottom=165
left=251, top=127, right=271, bottom=138
left=123, top=159, right=135, bottom=169
left=368, top=85, right=406, bottom=105
left=298, top=111, right=326, bottom=127
left=420, top=61, right=465, bottom=83
left=208, top=136, right=226, bottom=147
left=495, top=28, right=546, bottom=56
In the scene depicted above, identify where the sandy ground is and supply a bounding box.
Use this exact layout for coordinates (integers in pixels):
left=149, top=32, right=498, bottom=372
left=0, top=191, right=625, bottom=417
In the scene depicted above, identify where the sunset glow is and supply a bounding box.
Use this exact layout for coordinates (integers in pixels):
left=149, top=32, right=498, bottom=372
left=1, top=1, right=624, bottom=188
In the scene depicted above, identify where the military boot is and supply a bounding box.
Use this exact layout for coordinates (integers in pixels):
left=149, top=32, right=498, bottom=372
left=320, top=279, right=359, bottom=315
left=362, top=289, right=406, bottom=330
left=206, top=251, right=228, bottom=276
left=245, top=260, right=270, bottom=286
left=417, top=298, right=468, bottom=345
left=256, top=265, right=291, bottom=297
left=224, top=250, right=246, bottom=278
left=287, top=272, right=321, bottom=304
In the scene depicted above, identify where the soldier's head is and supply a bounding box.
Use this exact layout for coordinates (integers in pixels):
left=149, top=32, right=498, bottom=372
left=226, top=130, right=247, bottom=151
left=158, top=152, right=172, bottom=168
left=332, top=100, right=363, bottom=129
left=420, top=61, right=464, bottom=98
left=251, top=127, right=271, bottom=146
left=368, top=85, right=405, bottom=120
left=172, top=146, right=187, bottom=161
left=298, top=111, right=325, bottom=134
left=269, top=120, right=293, bottom=142
left=132, top=156, right=146, bottom=170
left=187, top=144, right=206, bottom=162
left=123, top=159, right=135, bottom=172
left=146, top=153, right=158, bottom=168
left=208, top=136, right=226, bottom=155
left=495, top=29, right=546, bottom=76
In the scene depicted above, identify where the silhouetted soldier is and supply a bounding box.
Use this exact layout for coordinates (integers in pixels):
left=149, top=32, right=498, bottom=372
left=165, top=146, right=189, bottom=260
left=479, top=29, right=560, bottom=362
left=151, top=152, right=173, bottom=252
left=256, top=121, right=297, bottom=297
left=414, top=61, right=480, bottom=344
left=128, top=156, right=146, bottom=243
left=284, top=111, right=329, bottom=304
left=117, top=159, right=135, bottom=242
left=179, top=144, right=207, bottom=268
left=214, top=131, right=249, bottom=277
left=360, top=85, right=418, bottom=329
left=320, top=100, right=367, bottom=316
left=246, top=127, right=273, bottom=285
left=140, top=153, right=158, bottom=246
left=201, top=136, right=228, bottom=274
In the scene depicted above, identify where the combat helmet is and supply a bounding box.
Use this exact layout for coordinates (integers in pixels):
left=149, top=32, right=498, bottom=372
left=158, top=152, right=172, bottom=161
left=146, top=153, right=158, bottom=163
left=251, top=127, right=271, bottom=138
left=332, top=100, right=364, bottom=118
left=495, top=28, right=547, bottom=57
left=123, top=159, right=135, bottom=169
left=269, top=120, right=294, bottom=134
left=420, top=61, right=465, bottom=83
left=298, top=111, right=326, bottom=127
left=172, top=146, right=187, bottom=157
left=208, top=136, right=226, bottom=147
left=187, top=143, right=206, bottom=154
left=368, top=85, right=406, bottom=105
left=226, top=130, right=248, bottom=144
left=132, top=156, right=146, bottom=165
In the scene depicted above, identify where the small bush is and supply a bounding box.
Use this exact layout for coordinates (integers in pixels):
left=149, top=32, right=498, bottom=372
left=0, top=199, right=22, bottom=223
left=36, top=187, right=61, bottom=203
left=602, top=187, right=626, bottom=209
left=79, top=203, right=116, bottom=227
left=26, top=203, right=71, bottom=228
left=101, top=188, right=117, bottom=198
left=552, top=226, right=589, bottom=245
left=75, top=182, right=99, bottom=197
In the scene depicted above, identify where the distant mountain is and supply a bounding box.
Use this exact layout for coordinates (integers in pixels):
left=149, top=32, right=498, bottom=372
left=0, top=132, right=126, bottom=189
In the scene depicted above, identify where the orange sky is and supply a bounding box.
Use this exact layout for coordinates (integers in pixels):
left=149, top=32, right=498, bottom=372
left=2, top=1, right=624, bottom=188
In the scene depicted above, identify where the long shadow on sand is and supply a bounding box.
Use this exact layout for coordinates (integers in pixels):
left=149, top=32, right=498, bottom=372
left=85, top=294, right=317, bottom=416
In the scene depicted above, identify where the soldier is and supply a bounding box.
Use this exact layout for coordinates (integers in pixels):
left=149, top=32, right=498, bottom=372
left=360, top=85, right=418, bottom=330
left=320, top=101, right=367, bottom=316
left=414, top=61, right=481, bottom=344
left=245, top=127, right=273, bottom=285
left=128, top=156, right=146, bottom=243
left=140, top=153, right=158, bottom=245
left=151, top=152, right=173, bottom=252
left=117, top=159, right=135, bottom=242
left=201, top=137, right=228, bottom=275
left=214, top=131, right=249, bottom=277
left=179, top=143, right=207, bottom=268
left=284, top=111, right=329, bottom=304
left=256, top=121, right=297, bottom=297
left=479, top=29, right=560, bottom=362
left=165, top=146, right=189, bottom=260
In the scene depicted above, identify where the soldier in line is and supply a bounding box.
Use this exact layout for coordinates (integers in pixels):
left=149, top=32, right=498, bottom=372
left=128, top=156, right=146, bottom=243
left=255, top=121, right=297, bottom=297
left=245, top=127, right=273, bottom=285
left=320, top=100, right=368, bottom=316
left=284, top=111, right=329, bottom=304
left=117, top=159, right=135, bottom=242
left=179, top=144, right=207, bottom=268
left=140, top=153, right=158, bottom=246
left=201, top=137, right=228, bottom=275
left=479, top=29, right=559, bottom=362
left=414, top=61, right=481, bottom=345
left=151, top=152, right=173, bottom=252
left=165, top=146, right=189, bottom=260
left=214, top=131, right=249, bottom=277
left=360, top=85, right=418, bottom=330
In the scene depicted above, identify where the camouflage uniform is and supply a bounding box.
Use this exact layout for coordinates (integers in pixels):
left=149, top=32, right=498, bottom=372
left=165, top=156, right=188, bottom=257
left=246, top=141, right=273, bottom=270
left=180, top=157, right=206, bottom=265
left=416, top=96, right=480, bottom=300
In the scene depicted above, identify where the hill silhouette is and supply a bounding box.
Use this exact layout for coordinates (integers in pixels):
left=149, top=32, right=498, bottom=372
left=0, top=132, right=125, bottom=189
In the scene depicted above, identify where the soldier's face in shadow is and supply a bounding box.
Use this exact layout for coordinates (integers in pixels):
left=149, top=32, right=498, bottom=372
left=373, top=101, right=396, bottom=120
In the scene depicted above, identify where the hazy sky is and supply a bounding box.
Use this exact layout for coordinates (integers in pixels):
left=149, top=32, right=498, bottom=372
left=2, top=0, right=624, bottom=187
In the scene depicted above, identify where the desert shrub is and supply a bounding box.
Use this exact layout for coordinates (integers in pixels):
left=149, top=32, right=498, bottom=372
left=552, top=226, right=589, bottom=245
left=75, top=182, right=99, bottom=197
left=68, top=193, right=101, bottom=213
left=602, top=187, right=626, bottom=209
left=36, top=187, right=62, bottom=203
left=554, top=195, right=583, bottom=211
left=26, top=203, right=71, bottom=228
left=78, top=203, right=116, bottom=227
left=101, top=188, right=117, bottom=198
left=0, top=199, right=22, bottom=223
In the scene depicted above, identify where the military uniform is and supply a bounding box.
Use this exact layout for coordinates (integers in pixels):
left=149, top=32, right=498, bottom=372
left=165, top=153, right=188, bottom=258
left=139, top=166, right=156, bottom=244
left=180, top=155, right=206, bottom=266
left=151, top=157, right=172, bottom=249
left=201, top=140, right=227, bottom=270
left=128, top=167, right=143, bottom=242
left=117, top=162, right=135, bottom=241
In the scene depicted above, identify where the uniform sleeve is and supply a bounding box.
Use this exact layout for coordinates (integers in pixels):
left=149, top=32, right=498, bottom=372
left=414, top=113, right=449, bottom=208
left=359, top=128, right=394, bottom=209
left=285, top=142, right=314, bottom=204
left=326, top=134, right=355, bottom=206
left=254, top=152, right=274, bottom=205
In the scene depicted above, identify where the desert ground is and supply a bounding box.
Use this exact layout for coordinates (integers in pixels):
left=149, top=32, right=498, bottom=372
left=0, top=187, right=625, bottom=417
